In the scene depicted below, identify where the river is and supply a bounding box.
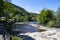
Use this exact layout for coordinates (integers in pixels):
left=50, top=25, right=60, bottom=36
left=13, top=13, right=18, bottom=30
left=12, top=21, right=60, bottom=40
left=12, top=21, right=41, bottom=40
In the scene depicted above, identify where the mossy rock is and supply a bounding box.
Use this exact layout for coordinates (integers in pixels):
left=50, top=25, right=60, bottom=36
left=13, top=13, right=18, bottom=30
left=12, top=36, right=23, bottom=40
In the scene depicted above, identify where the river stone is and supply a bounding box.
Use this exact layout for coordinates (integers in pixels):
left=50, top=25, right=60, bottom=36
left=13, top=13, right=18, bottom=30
left=40, top=30, right=60, bottom=40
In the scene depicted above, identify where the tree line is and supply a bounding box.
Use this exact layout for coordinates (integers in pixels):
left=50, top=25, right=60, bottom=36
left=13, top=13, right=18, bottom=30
left=37, top=8, right=60, bottom=27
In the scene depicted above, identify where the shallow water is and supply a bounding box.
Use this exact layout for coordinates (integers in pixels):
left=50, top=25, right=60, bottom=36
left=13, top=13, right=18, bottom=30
left=13, top=21, right=39, bottom=33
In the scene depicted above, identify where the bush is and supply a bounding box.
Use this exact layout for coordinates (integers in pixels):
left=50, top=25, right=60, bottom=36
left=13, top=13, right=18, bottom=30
left=12, top=36, right=23, bottom=40
left=37, top=9, right=54, bottom=24
left=46, top=21, right=55, bottom=27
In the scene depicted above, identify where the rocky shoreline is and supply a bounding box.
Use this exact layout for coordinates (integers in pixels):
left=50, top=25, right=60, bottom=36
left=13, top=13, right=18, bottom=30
left=14, top=22, right=60, bottom=40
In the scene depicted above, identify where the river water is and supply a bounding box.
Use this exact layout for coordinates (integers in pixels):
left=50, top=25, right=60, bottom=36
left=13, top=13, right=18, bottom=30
left=13, top=21, right=39, bottom=33
left=12, top=21, right=40, bottom=40
left=7, top=21, right=60, bottom=40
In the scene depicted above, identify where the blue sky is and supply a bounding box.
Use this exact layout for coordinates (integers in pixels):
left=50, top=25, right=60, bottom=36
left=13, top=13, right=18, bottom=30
left=12, top=0, right=60, bottom=13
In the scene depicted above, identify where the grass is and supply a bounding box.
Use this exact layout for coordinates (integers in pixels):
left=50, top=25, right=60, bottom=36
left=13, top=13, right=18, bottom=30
left=46, top=21, right=55, bottom=27
left=12, top=36, right=23, bottom=40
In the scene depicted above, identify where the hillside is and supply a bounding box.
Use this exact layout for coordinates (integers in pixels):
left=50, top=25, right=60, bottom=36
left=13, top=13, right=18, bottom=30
left=3, top=2, right=38, bottom=21
left=4, top=2, right=30, bottom=16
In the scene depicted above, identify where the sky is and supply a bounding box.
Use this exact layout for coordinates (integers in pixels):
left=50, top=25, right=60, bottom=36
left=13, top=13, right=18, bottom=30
left=12, top=0, right=60, bottom=13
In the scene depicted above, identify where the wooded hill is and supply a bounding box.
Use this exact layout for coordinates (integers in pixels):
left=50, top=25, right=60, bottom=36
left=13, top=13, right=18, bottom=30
left=1, top=1, right=38, bottom=21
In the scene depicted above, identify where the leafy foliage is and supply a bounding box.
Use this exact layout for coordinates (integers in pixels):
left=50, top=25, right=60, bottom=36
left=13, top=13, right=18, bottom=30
left=29, top=12, right=38, bottom=21
left=37, top=9, right=54, bottom=24
left=0, top=0, right=38, bottom=34
left=3, top=2, right=37, bottom=22
left=46, top=21, right=55, bottom=27
left=12, top=36, right=23, bottom=40
left=0, top=0, right=5, bottom=17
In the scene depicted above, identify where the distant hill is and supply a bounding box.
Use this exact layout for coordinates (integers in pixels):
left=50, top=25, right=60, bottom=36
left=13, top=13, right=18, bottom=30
left=3, top=2, right=38, bottom=21
left=4, top=2, right=30, bottom=16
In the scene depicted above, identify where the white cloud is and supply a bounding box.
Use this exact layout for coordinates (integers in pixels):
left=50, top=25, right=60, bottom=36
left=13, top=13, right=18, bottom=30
left=34, top=11, right=39, bottom=13
left=26, top=6, right=31, bottom=8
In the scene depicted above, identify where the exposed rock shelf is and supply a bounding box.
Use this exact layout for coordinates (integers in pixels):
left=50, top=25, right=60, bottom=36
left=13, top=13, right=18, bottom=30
left=14, top=22, right=60, bottom=40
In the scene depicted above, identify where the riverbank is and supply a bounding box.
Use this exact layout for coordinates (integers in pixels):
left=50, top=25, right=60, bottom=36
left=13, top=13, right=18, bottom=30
left=13, top=22, right=60, bottom=40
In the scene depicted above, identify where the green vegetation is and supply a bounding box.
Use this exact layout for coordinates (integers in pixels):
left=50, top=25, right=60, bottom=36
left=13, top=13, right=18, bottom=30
left=37, top=9, right=54, bottom=25
left=46, top=21, right=55, bottom=27
left=0, top=0, right=38, bottom=33
left=0, top=0, right=37, bottom=22
left=0, top=0, right=5, bottom=17
left=37, top=8, right=60, bottom=27
left=29, top=12, right=38, bottom=21
left=0, top=0, right=60, bottom=38
left=4, top=2, right=38, bottom=22
left=12, top=36, right=23, bottom=40
left=0, top=0, right=59, bottom=40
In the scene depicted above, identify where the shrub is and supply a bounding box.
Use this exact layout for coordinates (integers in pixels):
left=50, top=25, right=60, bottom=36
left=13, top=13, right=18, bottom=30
left=37, top=9, right=54, bottom=25
left=46, top=21, right=54, bottom=27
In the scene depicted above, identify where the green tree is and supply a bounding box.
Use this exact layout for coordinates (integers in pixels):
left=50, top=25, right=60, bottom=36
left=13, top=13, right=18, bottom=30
left=0, top=0, right=5, bottom=17
left=29, top=12, right=38, bottom=21
left=23, top=16, right=31, bottom=21
left=37, top=9, right=54, bottom=25
left=0, top=0, right=14, bottom=34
